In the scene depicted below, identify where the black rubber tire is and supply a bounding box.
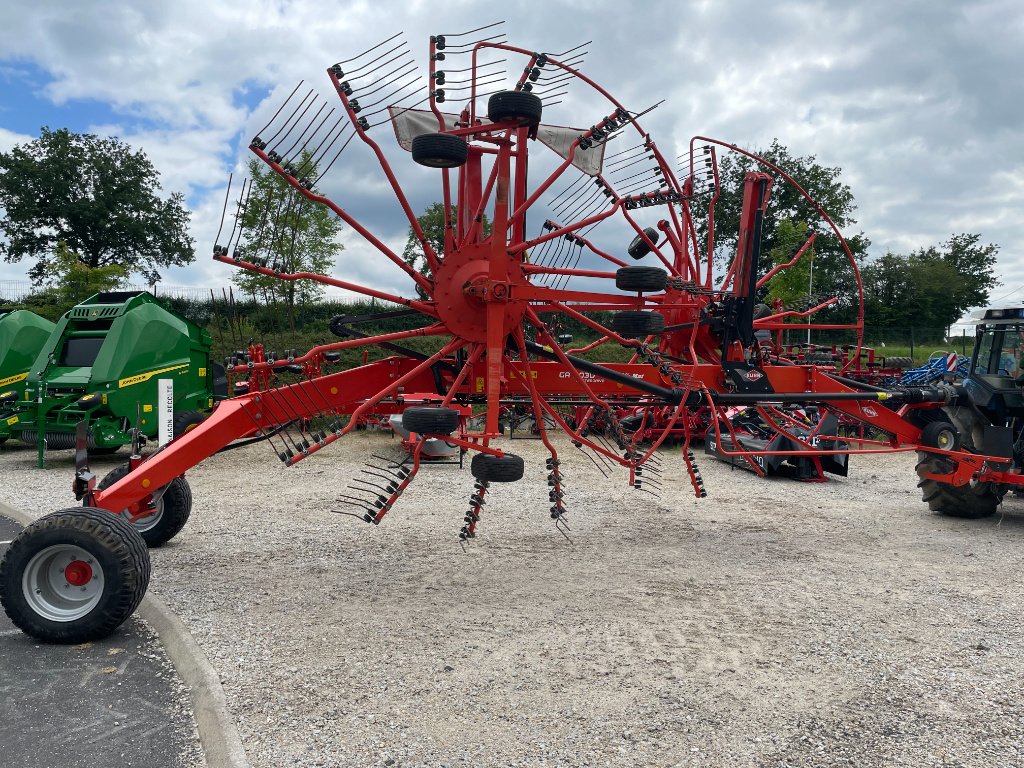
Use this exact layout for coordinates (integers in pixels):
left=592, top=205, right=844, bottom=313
left=96, top=463, right=192, bottom=547
left=0, top=507, right=150, bottom=643
left=402, top=406, right=460, bottom=435
left=628, top=228, right=659, bottom=260
left=884, top=356, right=914, bottom=369
left=486, top=91, right=543, bottom=126
left=619, top=414, right=645, bottom=433
left=172, top=410, right=206, bottom=438
left=612, top=311, right=665, bottom=339
left=471, top=452, right=525, bottom=482
left=920, top=421, right=959, bottom=451
left=916, top=453, right=1002, bottom=519
left=411, top=133, right=469, bottom=168
left=615, top=266, right=667, bottom=293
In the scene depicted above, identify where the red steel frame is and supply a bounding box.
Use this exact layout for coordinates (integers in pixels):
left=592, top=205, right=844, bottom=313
left=79, top=31, right=1016, bottom=525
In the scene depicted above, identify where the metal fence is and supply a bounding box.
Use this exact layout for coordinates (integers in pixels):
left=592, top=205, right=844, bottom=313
left=786, top=325, right=973, bottom=355
left=0, top=279, right=355, bottom=303
left=0, top=277, right=979, bottom=356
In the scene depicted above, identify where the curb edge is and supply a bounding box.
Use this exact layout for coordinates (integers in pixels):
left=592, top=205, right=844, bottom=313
left=0, top=500, right=249, bottom=768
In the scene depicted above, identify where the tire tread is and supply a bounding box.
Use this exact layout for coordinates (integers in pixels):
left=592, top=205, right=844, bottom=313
left=0, top=508, right=150, bottom=643
left=915, top=453, right=1001, bottom=518
left=96, top=463, right=192, bottom=547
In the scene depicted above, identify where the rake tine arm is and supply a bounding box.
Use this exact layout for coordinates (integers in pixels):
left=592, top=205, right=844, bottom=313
left=248, top=144, right=434, bottom=294
left=326, top=69, right=443, bottom=275
left=89, top=356, right=442, bottom=512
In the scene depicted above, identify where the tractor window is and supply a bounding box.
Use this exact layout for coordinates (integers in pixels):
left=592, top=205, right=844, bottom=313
left=976, top=325, right=1024, bottom=377
left=58, top=337, right=105, bottom=367
left=974, top=329, right=997, bottom=374
left=1000, top=326, right=1024, bottom=377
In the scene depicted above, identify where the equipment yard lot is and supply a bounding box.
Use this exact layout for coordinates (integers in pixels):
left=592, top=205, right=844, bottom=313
left=3, top=435, right=1023, bottom=767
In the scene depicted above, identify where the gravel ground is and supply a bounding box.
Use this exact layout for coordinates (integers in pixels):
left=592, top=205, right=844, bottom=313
left=3, top=432, right=1024, bottom=768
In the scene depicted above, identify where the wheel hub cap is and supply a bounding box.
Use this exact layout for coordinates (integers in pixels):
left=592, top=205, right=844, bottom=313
left=63, top=560, right=93, bottom=587
left=22, top=544, right=105, bottom=622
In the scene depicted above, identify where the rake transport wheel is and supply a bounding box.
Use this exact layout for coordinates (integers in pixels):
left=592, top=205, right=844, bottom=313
left=612, top=310, right=666, bottom=339
left=616, top=266, right=668, bottom=293
left=0, top=508, right=150, bottom=643
left=627, top=228, right=659, bottom=260
left=619, top=413, right=645, bottom=434
left=402, top=406, right=460, bottom=435
left=471, top=452, right=526, bottom=482
left=919, top=420, right=960, bottom=451
left=486, top=91, right=543, bottom=126
left=411, top=133, right=469, bottom=168
left=95, top=464, right=192, bottom=547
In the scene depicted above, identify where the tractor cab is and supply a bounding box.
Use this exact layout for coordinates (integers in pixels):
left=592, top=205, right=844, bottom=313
left=963, top=306, right=1024, bottom=417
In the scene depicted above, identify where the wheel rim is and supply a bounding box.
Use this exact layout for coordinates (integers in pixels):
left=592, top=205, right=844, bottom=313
left=22, top=544, right=105, bottom=622
left=131, top=495, right=164, bottom=534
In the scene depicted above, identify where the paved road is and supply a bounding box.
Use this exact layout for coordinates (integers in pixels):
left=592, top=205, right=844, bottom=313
left=0, top=514, right=202, bottom=768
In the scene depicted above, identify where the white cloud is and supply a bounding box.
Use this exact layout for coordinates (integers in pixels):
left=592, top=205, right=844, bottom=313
left=0, top=0, right=1020, bottom=318
left=0, top=127, right=34, bottom=153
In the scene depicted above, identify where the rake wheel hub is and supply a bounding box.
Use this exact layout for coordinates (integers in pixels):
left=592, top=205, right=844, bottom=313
left=432, top=244, right=528, bottom=345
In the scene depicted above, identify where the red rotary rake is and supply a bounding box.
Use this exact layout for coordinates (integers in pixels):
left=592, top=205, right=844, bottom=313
left=0, top=24, right=1010, bottom=643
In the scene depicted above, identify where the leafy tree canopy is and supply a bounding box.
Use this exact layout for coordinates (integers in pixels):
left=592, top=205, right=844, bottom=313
left=765, top=219, right=815, bottom=310
left=38, top=241, right=129, bottom=307
left=0, top=127, right=194, bottom=284
left=861, top=233, right=1000, bottom=332
left=231, top=154, right=344, bottom=330
left=402, top=202, right=491, bottom=277
left=702, top=139, right=867, bottom=264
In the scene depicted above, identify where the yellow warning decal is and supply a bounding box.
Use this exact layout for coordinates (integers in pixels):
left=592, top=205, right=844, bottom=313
left=6, top=416, right=18, bottom=426
left=198, top=367, right=206, bottom=377
left=118, top=364, right=187, bottom=389
left=143, top=404, right=153, bottom=413
left=509, top=369, right=539, bottom=380
left=475, top=376, right=485, bottom=393
left=0, top=372, right=28, bottom=387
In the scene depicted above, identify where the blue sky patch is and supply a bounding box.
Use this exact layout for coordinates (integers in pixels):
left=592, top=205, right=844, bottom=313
left=0, top=60, right=160, bottom=138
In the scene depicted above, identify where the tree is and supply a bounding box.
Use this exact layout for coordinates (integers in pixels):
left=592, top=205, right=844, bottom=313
left=0, top=127, right=194, bottom=284
left=231, top=154, right=344, bottom=331
left=764, top=219, right=814, bottom=309
left=402, top=202, right=491, bottom=278
left=696, top=140, right=870, bottom=325
left=935, top=233, right=1000, bottom=318
left=703, top=139, right=866, bottom=261
left=860, top=252, right=913, bottom=328
left=861, top=234, right=1000, bottom=335
left=39, top=241, right=129, bottom=307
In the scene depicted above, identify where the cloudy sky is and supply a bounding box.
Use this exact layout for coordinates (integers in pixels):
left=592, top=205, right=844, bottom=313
left=1, top=0, right=1021, bottom=316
